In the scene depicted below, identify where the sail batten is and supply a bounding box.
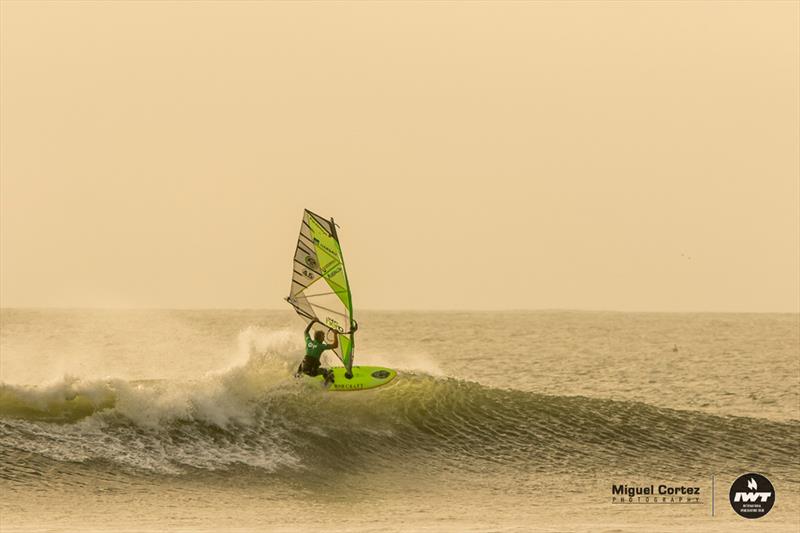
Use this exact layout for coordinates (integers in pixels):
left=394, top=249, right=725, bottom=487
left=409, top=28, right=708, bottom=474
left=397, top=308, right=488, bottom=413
left=287, top=209, right=355, bottom=373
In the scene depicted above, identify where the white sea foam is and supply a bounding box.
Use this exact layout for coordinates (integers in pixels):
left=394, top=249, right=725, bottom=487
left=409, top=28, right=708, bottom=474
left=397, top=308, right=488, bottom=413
left=0, top=327, right=315, bottom=473
left=0, top=326, right=308, bottom=428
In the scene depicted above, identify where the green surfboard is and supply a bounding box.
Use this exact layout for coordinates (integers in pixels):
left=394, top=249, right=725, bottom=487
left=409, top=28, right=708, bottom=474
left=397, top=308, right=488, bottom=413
left=308, top=365, right=397, bottom=391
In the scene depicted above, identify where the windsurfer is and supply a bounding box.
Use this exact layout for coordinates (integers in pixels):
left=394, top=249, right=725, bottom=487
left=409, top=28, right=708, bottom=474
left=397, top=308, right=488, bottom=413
left=298, top=320, right=338, bottom=384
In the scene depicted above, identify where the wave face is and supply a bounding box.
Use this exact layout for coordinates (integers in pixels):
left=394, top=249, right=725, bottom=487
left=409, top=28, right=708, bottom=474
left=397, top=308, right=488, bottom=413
left=2, top=329, right=797, bottom=483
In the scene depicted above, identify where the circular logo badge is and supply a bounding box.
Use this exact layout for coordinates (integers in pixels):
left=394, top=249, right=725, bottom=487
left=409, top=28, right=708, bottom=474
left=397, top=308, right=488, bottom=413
left=371, top=370, right=390, bottom=379
left=305, top=256, right=317, bottom=269
left=729, top=473, right=775, bottom=519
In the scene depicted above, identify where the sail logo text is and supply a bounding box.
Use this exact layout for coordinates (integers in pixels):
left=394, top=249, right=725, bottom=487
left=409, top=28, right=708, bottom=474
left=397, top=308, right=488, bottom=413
left=325, top=317, right=344, bottom=332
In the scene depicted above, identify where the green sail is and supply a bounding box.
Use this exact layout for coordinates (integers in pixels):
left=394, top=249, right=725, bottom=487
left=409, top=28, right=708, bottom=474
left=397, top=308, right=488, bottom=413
left=286, top=209, right=355, bottom=372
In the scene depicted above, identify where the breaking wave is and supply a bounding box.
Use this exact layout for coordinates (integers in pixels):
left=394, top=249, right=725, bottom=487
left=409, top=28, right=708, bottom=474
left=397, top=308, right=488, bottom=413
left=1, top=328, right=797, bottom=483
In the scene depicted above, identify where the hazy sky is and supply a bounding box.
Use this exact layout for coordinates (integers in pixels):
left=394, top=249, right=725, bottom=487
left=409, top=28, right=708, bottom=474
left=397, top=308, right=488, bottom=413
left=1, top=1, right=798, bottom=312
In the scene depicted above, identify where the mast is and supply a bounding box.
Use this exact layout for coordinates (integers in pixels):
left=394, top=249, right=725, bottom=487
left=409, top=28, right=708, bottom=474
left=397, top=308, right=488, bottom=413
left=330, top=217, right=355, bottom=378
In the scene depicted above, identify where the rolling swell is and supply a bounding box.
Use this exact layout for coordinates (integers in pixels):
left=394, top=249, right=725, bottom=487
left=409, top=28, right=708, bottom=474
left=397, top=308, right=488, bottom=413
left=1, top=369, right=797, bottom=484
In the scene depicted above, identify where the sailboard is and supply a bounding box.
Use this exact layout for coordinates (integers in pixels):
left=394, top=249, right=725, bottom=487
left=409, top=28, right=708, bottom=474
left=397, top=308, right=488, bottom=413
left=286, top=209, right=396, bottom=391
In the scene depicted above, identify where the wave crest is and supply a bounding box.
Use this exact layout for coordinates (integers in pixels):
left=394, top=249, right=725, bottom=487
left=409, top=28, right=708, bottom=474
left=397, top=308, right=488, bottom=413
left=1, top=328, right=798, bottom=479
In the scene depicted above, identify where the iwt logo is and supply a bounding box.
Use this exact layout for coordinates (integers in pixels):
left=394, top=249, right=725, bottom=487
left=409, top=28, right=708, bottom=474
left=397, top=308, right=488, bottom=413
left=729, top=473, right=775, bottom=518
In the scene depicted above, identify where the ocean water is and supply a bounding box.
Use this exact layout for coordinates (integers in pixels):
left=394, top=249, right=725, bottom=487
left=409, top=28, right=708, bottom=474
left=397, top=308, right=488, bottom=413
left=1, top=309, right=798, bottom=532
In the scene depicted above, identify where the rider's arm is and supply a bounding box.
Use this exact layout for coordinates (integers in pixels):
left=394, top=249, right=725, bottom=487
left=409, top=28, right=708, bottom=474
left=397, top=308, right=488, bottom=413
left=304, top=320, right=316, bottom=340
left=330, top=331, right=339, bottom=349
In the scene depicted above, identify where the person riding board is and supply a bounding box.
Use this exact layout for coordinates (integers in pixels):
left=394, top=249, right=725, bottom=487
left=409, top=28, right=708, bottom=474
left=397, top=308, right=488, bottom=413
left=298, top=320, right=338, bottom=384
